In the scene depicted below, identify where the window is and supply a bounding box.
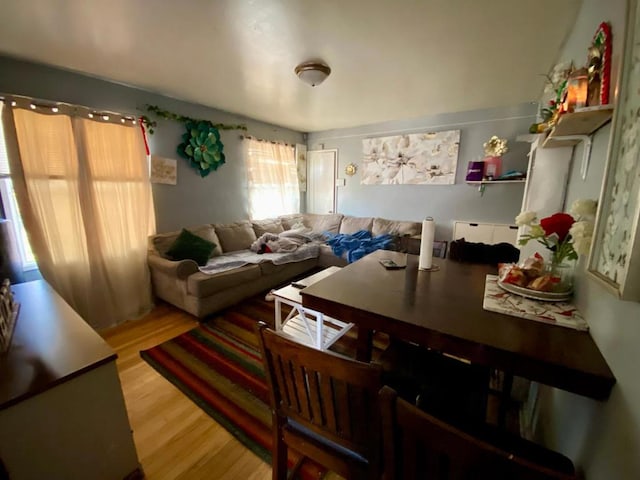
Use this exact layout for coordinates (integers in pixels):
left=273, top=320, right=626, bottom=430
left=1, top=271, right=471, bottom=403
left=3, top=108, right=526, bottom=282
left=0, top=103, right=36, bottom=271
left=245, top=139, right=299, bottom=220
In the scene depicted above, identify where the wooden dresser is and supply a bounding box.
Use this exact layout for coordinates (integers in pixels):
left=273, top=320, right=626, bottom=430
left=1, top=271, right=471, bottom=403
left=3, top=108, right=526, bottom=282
left=0, top=280, right=140, bottom=479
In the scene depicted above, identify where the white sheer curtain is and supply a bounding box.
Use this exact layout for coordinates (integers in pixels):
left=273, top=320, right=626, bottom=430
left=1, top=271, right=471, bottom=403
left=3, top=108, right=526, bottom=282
left=2, top=102, right=155, bottom=329
left=244, top=139, right=299, bottom=219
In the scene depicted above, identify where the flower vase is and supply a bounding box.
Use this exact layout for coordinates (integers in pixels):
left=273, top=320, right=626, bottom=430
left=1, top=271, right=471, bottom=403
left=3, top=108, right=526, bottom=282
left=544, top=260, right=575, bottom=293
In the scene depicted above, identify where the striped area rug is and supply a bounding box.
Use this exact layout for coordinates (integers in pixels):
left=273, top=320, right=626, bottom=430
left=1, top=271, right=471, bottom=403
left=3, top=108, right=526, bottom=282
left=140, top=294, right=374, bottom=479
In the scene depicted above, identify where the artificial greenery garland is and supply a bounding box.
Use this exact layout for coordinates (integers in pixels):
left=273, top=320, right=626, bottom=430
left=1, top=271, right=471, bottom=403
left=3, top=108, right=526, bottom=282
left=139, top=104, right=246, bottom=177
left=140, top=104, right=247, bottom=134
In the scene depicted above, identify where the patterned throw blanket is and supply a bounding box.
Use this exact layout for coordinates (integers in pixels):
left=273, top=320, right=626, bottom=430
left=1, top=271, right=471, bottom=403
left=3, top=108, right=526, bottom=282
left=324, top=230, right=393, bottom=263
left=198, top=244, right=320, bottom=275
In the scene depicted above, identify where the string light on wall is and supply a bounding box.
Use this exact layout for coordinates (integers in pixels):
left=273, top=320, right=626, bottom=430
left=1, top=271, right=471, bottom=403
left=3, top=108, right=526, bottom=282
left=1, top=95, right=139, bottom=129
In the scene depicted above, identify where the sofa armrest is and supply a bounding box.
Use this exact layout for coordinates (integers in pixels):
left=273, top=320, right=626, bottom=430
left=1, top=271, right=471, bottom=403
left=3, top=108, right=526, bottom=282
left=148, top=253, right=198, bottom=280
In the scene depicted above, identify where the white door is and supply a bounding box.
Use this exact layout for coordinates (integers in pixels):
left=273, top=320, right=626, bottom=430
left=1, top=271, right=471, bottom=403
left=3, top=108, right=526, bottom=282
left=307, top=149, right=337, bottom=214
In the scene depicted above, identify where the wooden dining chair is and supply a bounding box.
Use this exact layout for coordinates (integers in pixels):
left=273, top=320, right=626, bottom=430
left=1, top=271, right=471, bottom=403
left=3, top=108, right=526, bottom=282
left=379, top=386, right=578, bottom=480
left=256, top=322, right=384, bottom=480
left=377, top=339, right=491, bottom=428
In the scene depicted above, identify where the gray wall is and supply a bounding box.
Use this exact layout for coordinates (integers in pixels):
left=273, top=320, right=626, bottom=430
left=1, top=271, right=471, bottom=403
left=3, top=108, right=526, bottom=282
left=533, top=1, right=640, bottom=479
left=0, top=56, right=304, bottom=233
left=307, top=103, right=537, bottom=240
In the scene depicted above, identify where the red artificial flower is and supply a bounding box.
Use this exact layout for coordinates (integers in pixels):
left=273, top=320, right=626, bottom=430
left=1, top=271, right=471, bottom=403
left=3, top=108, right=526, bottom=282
left=549, top=100, right=556, bottom=106
left=540, top=213, right=575, bottom=242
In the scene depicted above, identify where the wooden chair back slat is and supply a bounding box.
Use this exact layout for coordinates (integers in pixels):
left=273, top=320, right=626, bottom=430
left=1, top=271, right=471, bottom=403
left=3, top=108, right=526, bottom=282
left=380, top=386, right=578, bottom=480
left=333, top=379, right=352, bottom=438
left=318, top=371, right=338, bottom=432
left=402, top=430, right=418, bottom=479
left=291, top=363, right=311, bottom=418
left=272, top=355, right=291, bottom=408
left=306, top=369, right=324, bottom=427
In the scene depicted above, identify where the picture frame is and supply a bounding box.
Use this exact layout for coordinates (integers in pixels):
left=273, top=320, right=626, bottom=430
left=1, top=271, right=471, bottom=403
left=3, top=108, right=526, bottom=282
left=150, top=155, right=177, bottom=185
left=295, top=144, right=307, bottom=192
left=587, top=0, right=640, bottom=301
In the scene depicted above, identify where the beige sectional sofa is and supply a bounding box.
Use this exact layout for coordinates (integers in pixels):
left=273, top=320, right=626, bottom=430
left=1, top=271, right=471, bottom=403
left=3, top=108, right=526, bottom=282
left=148, top=213, right=421, bottom=318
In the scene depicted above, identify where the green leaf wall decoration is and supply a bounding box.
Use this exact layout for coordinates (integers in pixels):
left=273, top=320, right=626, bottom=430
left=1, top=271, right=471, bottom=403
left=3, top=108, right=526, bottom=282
left=177, top=121, right=226, bottom=177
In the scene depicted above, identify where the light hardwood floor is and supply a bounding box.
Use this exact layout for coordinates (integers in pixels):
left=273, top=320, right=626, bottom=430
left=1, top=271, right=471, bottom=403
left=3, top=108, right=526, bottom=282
left=101, top=301, right=512, bottom=479
left=101, top=303, right=273, bottom=480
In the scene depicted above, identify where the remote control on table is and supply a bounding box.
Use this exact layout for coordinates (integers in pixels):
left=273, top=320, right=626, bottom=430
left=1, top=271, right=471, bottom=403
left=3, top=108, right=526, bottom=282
left=379, top=259, right=406, bottom=269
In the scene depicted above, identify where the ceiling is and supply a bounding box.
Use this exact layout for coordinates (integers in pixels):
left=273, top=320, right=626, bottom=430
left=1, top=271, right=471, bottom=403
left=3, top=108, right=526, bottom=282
left=0, top=0, right=582, bottom=132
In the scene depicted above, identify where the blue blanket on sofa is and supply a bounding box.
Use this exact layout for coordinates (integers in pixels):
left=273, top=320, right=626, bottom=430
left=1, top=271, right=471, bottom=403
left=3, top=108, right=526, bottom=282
left=324, top=230, right=393, bottom=263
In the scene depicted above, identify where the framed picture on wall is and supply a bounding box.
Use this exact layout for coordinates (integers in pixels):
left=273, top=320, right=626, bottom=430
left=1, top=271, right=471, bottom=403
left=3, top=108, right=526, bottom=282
left=150, top=155, right=177, bottom=185
left=588, top=0, right=640, bottom=302
left=295, top=144, right=307, bottom=192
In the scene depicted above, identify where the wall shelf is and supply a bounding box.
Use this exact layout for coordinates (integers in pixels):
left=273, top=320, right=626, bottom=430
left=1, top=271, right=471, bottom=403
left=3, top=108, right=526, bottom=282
left=465, top=180, right=526, bottom=185
left=541, top=105, right=613, bottom=148
left=466, top=179, right=526, bottom=195
left=539, top=105, right=614, bottom=180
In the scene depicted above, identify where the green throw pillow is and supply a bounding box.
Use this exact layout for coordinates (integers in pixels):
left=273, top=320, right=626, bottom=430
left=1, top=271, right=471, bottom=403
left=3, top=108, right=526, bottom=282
left=166, top=229, right=216, bottom=266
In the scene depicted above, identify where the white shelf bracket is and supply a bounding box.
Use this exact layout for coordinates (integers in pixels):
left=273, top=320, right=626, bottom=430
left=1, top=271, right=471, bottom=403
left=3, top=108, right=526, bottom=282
left=550, top=134, right=593, bottom=180
left=580, top=135, right=593, bottom=180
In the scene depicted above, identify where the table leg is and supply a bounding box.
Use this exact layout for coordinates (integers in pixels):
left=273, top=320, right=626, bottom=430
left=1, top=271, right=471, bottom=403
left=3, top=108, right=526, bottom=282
left=317, top=312, right=324, bottom=350
left=297, top=308, right=315, bottom=343
left=275, top=298, right=282, bottom=330
left=355, top=327, right=373, bottom=362
left=498, top=372, right=514, bottom=429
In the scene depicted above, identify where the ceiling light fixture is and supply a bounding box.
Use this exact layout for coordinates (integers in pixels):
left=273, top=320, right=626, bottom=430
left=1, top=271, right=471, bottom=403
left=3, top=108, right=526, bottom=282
left=294, top=61, right=331, bottom=87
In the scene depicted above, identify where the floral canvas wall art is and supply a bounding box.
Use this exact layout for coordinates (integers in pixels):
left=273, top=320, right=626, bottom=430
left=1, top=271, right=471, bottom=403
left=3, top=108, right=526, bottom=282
left=588, top=0, right=640, bottom=301
left=361, top=130, right=460, bottom=185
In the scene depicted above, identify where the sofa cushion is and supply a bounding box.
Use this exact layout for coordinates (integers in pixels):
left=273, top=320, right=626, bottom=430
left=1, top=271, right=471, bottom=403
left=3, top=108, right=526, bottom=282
left=252, top=218, right=285, bottom=237
left=279, top=214, right=306, bottom=230
left=187, top=264, right=262, bottom=298
left=166, top=228, right=216, bottom=266
left=215, top=220, right=258, bottom=252
left=151, top=225, right=223, bottom=258
left=340, top=216, right=374, bottom=234
left=305, top=213, right=344, bottom=234
left=372, top=218, right=422, bottom=237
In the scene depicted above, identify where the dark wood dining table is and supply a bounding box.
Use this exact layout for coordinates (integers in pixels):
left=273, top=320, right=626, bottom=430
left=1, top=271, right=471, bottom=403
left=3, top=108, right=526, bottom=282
left=300, top=250, right=615, bottom=401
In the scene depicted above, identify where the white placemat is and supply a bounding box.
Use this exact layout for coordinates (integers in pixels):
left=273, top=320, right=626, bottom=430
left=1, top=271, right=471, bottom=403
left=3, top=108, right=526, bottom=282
left=483, top=275, right=588, bottom=331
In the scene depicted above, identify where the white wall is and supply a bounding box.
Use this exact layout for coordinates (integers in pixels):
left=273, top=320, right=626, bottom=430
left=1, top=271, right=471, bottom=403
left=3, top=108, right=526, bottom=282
left=534, top=1, right=640, bottom=478
left=307, top=103, right=537, bottom=241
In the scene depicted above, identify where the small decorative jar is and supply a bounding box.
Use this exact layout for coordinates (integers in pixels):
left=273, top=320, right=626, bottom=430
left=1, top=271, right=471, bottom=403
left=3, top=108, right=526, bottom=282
left=483, top=156, right=502, bottom=179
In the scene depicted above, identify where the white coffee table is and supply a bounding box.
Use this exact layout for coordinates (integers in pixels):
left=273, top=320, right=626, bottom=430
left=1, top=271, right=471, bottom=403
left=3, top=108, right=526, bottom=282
left=271, top=266, right=353, bottom=350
